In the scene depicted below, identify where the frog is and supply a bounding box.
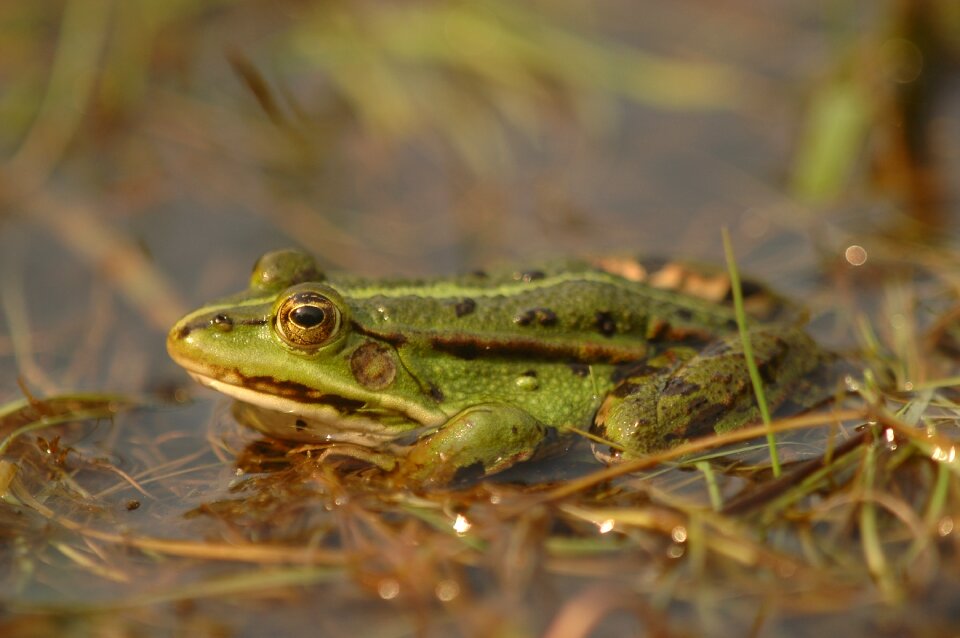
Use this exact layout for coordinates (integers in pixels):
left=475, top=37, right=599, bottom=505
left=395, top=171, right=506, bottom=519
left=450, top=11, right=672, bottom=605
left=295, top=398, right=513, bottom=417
left=166, top=249, right=834, bottom=485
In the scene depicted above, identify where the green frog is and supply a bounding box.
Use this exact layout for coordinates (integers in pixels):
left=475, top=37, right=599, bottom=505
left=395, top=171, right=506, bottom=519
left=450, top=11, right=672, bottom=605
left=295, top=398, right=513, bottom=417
left=167, top=249, right=833, bottom=485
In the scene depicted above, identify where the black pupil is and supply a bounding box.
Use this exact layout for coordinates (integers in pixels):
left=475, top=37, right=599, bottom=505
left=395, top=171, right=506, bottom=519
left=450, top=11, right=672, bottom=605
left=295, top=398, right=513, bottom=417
left=290, top=305, right=326, bottom=328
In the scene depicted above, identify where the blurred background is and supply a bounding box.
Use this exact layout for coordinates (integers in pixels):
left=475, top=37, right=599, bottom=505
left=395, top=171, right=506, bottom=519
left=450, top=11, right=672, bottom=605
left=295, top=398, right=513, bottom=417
left=1, top=0, right=958, bottom=396
left=1, top=1, right=959, bottom=633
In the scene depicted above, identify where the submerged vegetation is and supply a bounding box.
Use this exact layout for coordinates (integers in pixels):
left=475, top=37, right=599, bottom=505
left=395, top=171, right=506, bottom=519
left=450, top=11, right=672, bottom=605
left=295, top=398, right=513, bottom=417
left=2, top=0, right=960, bottom=636
left=2, top=355, right=960, bottom=635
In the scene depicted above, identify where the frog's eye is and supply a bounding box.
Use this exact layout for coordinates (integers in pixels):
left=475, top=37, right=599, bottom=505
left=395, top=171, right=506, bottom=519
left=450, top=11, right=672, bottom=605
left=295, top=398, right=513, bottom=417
left=274, top=287, right=342, bottom=350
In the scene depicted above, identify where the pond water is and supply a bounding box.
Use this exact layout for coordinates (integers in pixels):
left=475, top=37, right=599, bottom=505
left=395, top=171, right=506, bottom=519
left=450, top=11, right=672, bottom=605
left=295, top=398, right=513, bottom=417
left=1, top=1, right=958, bottom=636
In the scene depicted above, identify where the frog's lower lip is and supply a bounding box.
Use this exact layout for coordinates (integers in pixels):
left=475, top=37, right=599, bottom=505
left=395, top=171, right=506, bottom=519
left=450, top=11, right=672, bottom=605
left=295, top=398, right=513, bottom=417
left=182, top=369, right=445, bottom=433
left=187, top=372, right=425, bottom=444
left=185, top=371, right=366, bottom=416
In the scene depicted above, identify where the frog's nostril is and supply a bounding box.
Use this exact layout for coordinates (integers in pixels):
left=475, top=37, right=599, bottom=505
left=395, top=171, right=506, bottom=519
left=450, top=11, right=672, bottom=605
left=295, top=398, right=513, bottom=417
left=210, top=313, right=234, bottom=332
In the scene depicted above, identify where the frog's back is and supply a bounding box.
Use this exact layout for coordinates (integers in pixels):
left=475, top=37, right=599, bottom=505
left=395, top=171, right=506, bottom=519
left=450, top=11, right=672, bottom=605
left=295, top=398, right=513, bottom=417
left=327, top=257, right=796, bottom=365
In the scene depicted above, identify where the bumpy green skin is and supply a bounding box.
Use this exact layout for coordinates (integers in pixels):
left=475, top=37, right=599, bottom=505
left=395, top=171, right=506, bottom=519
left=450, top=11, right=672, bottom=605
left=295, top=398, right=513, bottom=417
left=593, top=327, right=826, bottom=458
left=167, top=249, right=831, bottom=484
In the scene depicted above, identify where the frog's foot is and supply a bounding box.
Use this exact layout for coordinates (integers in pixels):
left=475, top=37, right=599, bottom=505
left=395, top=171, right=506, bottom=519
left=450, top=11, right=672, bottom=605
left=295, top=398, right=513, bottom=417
left=593, top=327, right=829, bottom=461
left=305, top=444, right=399, bottom=473
left=397, top=403, right=555, bottom=486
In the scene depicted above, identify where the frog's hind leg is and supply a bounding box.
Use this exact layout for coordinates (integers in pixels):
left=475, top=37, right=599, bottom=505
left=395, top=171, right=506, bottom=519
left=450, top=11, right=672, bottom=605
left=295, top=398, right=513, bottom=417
left=593, top=327, right=829, bottom=460
left=397, top=403, right=555, bottom=486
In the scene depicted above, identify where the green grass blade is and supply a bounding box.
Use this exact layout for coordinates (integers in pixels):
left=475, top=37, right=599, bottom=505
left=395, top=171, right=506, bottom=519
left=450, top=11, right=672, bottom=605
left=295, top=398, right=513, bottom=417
left=722, top=228, right=780, bottom=477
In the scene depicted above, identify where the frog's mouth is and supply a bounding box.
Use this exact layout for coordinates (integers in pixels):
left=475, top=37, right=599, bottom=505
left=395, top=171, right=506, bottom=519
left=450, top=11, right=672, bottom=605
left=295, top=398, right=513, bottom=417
left=184, top=370, right=439, bottom=446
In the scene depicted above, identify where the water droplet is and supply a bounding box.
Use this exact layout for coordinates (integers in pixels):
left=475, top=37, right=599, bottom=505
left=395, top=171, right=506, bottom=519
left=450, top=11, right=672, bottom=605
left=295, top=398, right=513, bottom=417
left=378, top=578, right=400, bottom=600
left=453, top=514, right=472, bottom=535
left=435, top=579, right=460, bottom=602
left=844, top=245, right=868, bottom=266
left=880, top=38, right=923, bottom=83
left=515, top=375, right=539, bottom=391
left=931, top=446, right=957, bottom=463
left=938, top=516, right=954, bottom=537
left=884, top=428, right=898, bottom=451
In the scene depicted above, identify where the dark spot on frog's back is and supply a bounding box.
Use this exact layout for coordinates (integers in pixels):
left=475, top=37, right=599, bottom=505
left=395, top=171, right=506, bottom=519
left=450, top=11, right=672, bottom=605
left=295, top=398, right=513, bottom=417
left=611, top=381, right=643, bottom=398
left=610, top=360, right=657, bottom=383
left=514, top=308, right=558, bottom=327
left=454, top=298, right=477, bottom=318
left=568, top=363, right=590, bottom=378
left=646, top=319, right=672, bottom=341
left=680, top=401, right=729, bottom=439
left=660, top=378, right=702, bottom=397
left=754, top=337, right=790, bottom=382
left=594, top=311, right=617, bottom=337
left=700, top=339, right=735, bottom=357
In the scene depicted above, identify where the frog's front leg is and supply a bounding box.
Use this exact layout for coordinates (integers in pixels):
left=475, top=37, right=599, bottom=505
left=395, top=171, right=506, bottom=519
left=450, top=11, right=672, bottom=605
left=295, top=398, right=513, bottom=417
left=398, top=403, right=554, bottom=485
left=593, top=327, right=826, bottom=460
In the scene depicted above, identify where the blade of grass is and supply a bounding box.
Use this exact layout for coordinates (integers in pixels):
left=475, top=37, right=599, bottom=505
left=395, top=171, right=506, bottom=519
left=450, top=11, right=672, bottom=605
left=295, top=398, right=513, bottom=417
left=859, top=441, right=901, bottom=602
left=3, top=0, right=110, bottom=190
left=695, top=460, right=723, bottom=511
left=537, top=409, right=864, bottom=504
left=723, top=430, right=869, bottom=518
left=722, top=228, right=780, bottom=477
left=53, top=542, right=131, bottom=584
left=903, top=459, right=950, bottom=564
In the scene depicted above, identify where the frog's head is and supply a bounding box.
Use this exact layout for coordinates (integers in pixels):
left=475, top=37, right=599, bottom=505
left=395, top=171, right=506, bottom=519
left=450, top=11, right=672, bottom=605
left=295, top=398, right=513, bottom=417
left=167, top=249, right=444, bottom=436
